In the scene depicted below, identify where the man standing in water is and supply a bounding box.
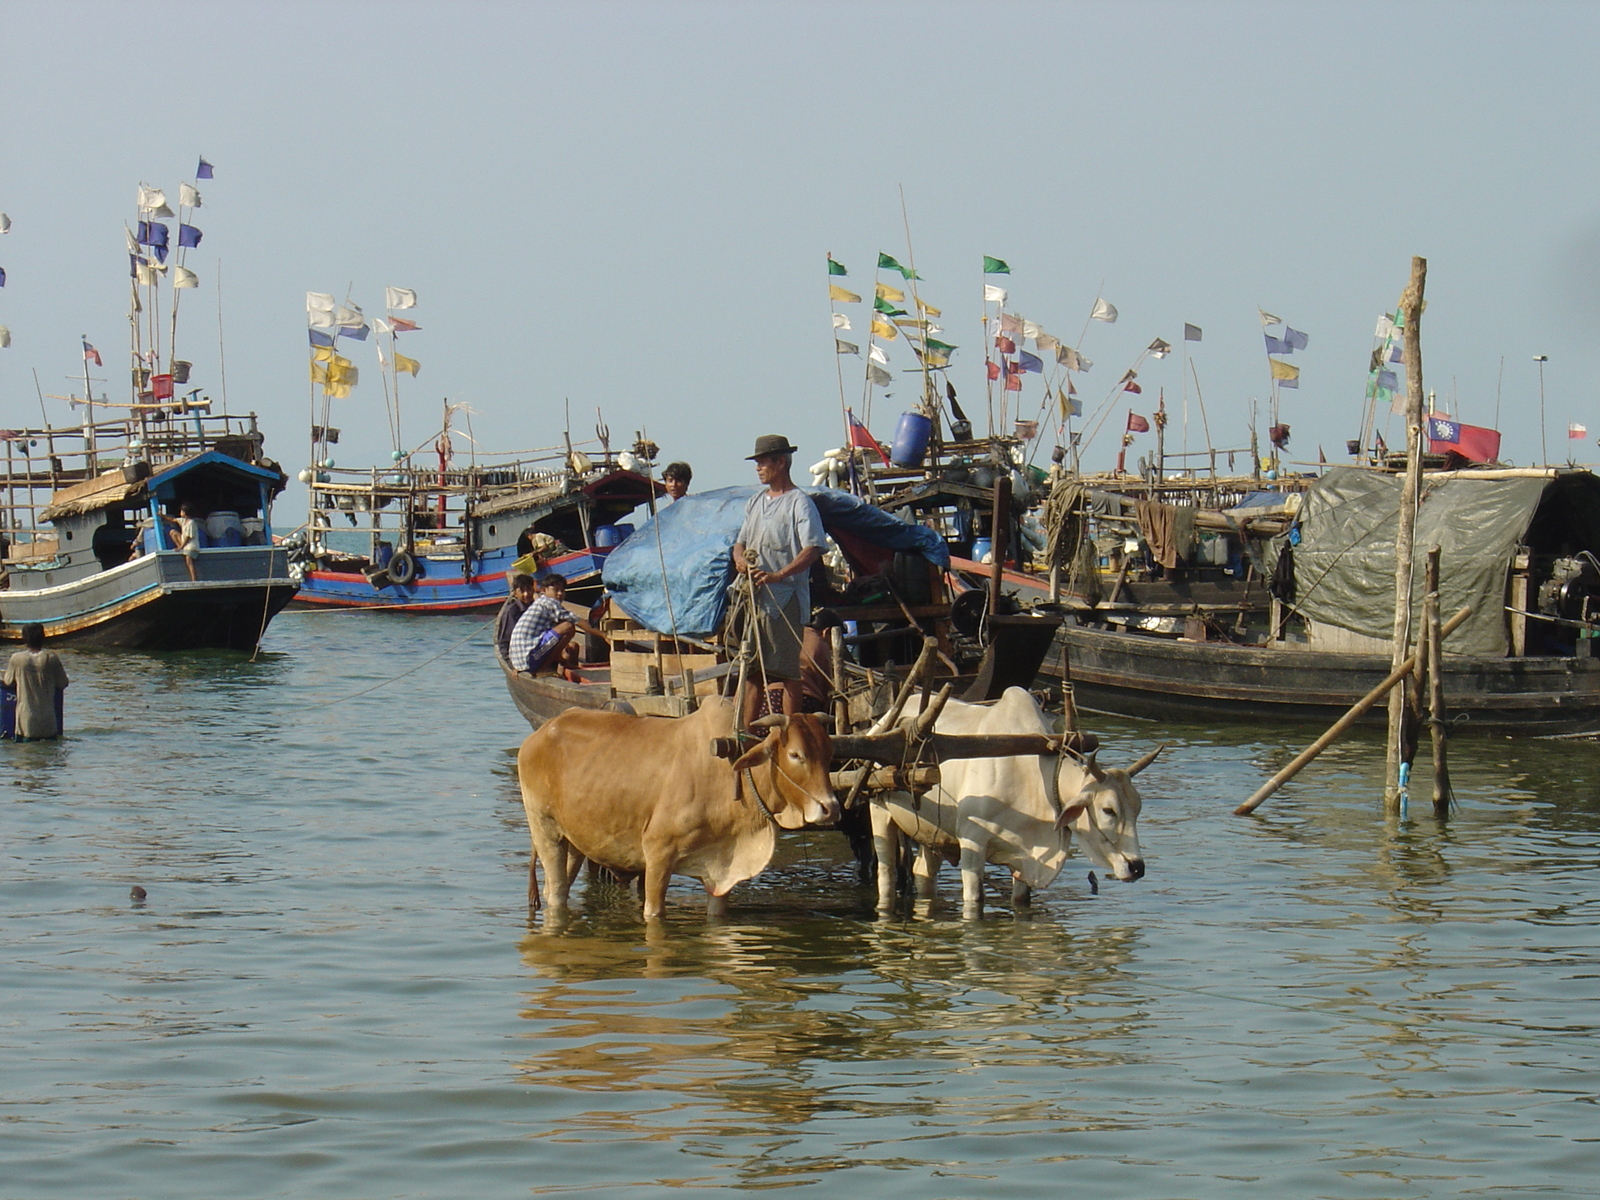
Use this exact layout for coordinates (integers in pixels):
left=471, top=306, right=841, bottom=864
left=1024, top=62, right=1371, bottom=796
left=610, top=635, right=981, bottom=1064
left=3, top=623, right=69, bottom=741
left=732, top=434, right=826, bottom=725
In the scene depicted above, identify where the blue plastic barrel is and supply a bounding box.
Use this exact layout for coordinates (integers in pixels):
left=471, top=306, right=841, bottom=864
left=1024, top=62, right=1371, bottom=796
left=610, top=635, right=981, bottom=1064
left=971, top=537, right=994, bottom=562
left=593, top=525, right=622, bottom=548
left=611, top=523, right=634, bottom=542
left=890, top=412, right=933, bottom=468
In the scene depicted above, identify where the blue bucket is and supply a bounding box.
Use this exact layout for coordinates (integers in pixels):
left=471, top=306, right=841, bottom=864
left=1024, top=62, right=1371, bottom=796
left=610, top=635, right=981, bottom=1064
left=593, top=525, right=623, bottom=548
left=890, top=412, right=933, bottom=468
left=971, top=537, right=994, bottom=562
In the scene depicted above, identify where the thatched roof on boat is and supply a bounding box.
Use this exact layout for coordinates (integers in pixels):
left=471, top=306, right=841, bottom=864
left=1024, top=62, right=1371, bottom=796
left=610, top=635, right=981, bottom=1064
left=40, top=469, right=144, bottom=521
left=1288, top=466, right=1600, bottom=656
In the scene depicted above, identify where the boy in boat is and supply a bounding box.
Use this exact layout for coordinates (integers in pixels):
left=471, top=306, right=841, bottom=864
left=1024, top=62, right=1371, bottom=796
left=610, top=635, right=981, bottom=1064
left=508, top=572, right=604, bottom=680
left=662, top=461, right=692, bottom=502
left=732, top=434, right=826, bottom=724
left=3, top=623, right=69, bottom=741
left=173, top=502, right=203, bottom=581
left=495, top=574, right=538, bottom=663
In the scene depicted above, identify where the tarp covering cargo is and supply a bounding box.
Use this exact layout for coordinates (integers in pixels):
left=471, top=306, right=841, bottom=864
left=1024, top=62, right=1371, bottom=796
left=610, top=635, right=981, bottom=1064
left=1290, top=466, right=1600, bottom=656
left=602, top=485, right=950, bottom=635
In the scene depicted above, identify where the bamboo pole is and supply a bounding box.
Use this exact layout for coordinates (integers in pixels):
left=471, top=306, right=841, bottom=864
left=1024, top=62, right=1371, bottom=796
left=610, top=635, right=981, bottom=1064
left=988, top=473, right=1011, bottom=617
left=1235, top=603, right=1470, bottom=816
left=1426, top=548, right=1451, bottom=816
left=1386, top=255, right=1427, bottom=808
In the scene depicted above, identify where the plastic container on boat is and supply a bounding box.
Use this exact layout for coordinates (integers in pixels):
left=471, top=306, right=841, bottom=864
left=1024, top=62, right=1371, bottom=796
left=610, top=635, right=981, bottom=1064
left=204, top=511, right=244, bottom=547
left=971, top=537, right=994, bottom=563
left=593, top=525, right=624, bottom=548
left=890, top=412, right=932, bottom=468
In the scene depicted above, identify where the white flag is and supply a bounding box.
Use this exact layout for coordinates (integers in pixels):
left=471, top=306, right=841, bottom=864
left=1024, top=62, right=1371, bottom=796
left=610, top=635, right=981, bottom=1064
left=0, top=325, right=10, bottom=348
left=372, top=317, right=392, bottom=336
left=1148, top=338, right=1172, bottom=359
left=179, top=183, right=202, bottom=209
left=1259, top=308, right=1282, bottom=326
left=334, top=303, right=364, bottom=327
left=137, top=186, right=174, bottom=217
left=124, top=227, right=139, bottom=255
left=984, top=284, right=1007, bottom=305
left=867, top=363, right=892, bottom=387
left=832, top=313, right=851, bottom=331
left=0, top=212, right=10, bottom=234
left=173, top=266, right=199, bottom=288
left=1022, top=319, right=1041, bottom=340
left=1375, top=314, right=1396, bottom=340
left=136, top=262, right=165, bottom=285
left=1091, top=298, right=1118, bottom=323
left=385, top=286, right=418, bottom=310
left=377, top=343, right=390, bottom=367
left=869, top=343, right=889, bottom=365
left=835, top=338, right=858, bottom=355
left=306, top=292, right=336, bottom=313
left=1036, top=333, right=1059, bottom=352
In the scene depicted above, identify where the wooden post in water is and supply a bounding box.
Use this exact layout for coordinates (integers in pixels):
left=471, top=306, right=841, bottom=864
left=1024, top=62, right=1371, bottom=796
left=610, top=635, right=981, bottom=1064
left=1386, top=255, right=1427, bottom=810
left=988, top=473, right=1011, bottom=617
left=1426, top=547, right=1451, bottom=816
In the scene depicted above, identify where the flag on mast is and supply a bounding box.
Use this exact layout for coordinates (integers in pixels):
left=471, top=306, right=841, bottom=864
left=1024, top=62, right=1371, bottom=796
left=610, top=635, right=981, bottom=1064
left=847, top=409, right=890, bottom=464
left=196, top=157, right=215, bottom=179
left=82, top=339, right=102, bottom=366
left=827, top=256, right=848, bottom=276
left=982, top=256, right=1010, bottom=274
left=1091, top=298, right=1118, bottom=323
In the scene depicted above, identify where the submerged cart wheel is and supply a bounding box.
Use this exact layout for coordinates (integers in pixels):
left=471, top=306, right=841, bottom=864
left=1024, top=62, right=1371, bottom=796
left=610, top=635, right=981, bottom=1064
left=388, top=550, right=417, bottom=585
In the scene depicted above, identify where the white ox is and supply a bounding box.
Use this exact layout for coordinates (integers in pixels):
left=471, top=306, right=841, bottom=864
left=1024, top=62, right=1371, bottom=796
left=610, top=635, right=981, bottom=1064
left=870, top=686, right=1158, bottom=916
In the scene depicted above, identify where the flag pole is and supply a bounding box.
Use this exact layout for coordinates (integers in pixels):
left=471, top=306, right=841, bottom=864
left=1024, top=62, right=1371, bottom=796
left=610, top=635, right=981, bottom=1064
left=827, top=253, right=852, bottom=469
left=896, top=188, right=936, bottom=432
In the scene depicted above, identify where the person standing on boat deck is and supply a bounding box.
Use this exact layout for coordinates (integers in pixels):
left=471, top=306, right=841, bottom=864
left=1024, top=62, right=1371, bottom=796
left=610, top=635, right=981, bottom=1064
left=732, top=434, right=826, bottom=725
left=4, top=623, right=69, bottom=741
left=495, top=574, right=538, bottom=663
left=662, top=462, right=692, bottom=502
left=174, top=502, right=202, bottom=582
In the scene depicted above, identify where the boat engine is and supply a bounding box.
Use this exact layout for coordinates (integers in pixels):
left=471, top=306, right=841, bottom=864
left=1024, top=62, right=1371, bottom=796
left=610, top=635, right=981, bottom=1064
left=1537, top=555, right=1600, bottom=623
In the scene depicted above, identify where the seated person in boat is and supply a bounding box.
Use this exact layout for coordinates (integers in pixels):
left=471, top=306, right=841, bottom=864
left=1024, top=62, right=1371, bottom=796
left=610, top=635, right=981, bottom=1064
left=495, top=574, right=538, bottom=663
left=508, top=572, right=604, bottom=678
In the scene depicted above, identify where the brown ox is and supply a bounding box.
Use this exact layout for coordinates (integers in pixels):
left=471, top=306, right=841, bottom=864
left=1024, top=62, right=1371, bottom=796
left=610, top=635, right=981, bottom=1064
left=518, top=699, right=839, bottom=919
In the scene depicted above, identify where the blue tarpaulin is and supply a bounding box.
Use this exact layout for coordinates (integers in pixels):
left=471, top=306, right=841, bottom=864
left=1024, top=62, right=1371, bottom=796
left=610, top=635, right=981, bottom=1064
left=601, top=485, right=949, bottom=635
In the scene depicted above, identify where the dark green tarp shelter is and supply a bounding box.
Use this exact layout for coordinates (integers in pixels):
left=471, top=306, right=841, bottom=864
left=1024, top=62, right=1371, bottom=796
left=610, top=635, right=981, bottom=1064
left=1287, top=467, right=1600, bottom=657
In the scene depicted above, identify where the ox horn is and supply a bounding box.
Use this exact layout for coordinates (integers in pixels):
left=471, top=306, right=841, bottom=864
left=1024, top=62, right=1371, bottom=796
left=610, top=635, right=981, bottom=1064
left=1085, top=751, right=1107, bottom=782
left=749, top=714, right=790, bottom=731
left=1127, top=743, right=1166, bottom=777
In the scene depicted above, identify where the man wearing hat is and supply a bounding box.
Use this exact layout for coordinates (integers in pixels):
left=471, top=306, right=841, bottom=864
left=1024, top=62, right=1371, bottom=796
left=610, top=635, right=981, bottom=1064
left=733, top=434, right=827, bottom=725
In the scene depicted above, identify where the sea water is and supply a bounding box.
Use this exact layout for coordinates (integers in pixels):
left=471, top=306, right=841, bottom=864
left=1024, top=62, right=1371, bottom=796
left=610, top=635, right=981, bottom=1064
left=3, top=613, right=1598, bottom=1198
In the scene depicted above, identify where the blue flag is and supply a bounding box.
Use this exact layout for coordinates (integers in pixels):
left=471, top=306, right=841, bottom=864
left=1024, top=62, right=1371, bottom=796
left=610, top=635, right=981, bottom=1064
left=1426, top=416, right=1460, bottom=444
left=1018, top=349, right=1043, bottom=373
left=337, top=322, right=370, bottom=341
left=137, top=221, right=169, bottom=248
left=1284, top=327, right=1309, bottom=351
left=1378, top=369, right=1399, bottom=391
left=308, top=328, right=335, bottom=348
left=1389, top=344, right=1404, bottom=363
left=178, top=223, right=202, bottom=248
left=1277, top=373, right=1299, bottom=389
left=196, top=157, right=214, bottom=179
left=0, top=266, right=6, bottom=287
left=1264, top=333, right=1288, bottom=354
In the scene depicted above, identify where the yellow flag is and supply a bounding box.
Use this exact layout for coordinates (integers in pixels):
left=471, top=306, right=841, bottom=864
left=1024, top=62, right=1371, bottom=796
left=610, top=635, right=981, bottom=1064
left=1269, top=358, right=1299, bottom=382
left=829, top=284, right=861, bottom=304
left=875, top=281, right=905, bottom=303
left=311, top=345, right=334, bottom=362
left=310, top=361, right=328, bottom=384
left=916, top=298, right=942, bottom=318
left=871, top=317, right=898, bottom=340
left=394, top=353, right=421, bottom=377
left=324, top=380, right=353, bottom=399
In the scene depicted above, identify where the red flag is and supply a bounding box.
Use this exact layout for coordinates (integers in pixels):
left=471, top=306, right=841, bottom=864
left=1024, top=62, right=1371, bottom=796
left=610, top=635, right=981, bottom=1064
left=986, top=360, right=1000, bottom=381
left=1124, top=381, right=1142, bottom=394
left=995, top=334, right=1016, bottom=354
left=1453, top=423, right=1502, bottom=463
left=1004, top=370, right=1022, bottom=392
left=389, top=317, right=421, bottom=332
left=846, top=409, right=890, bottom=465
left=1126, top=411, right=1150, bottom=433
left=82, top=339, right=102, bottom=366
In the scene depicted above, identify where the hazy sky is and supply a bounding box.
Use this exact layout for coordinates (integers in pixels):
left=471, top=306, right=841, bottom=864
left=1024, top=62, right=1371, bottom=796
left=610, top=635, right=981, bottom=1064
left=4, top=0, right=1599, bottom=499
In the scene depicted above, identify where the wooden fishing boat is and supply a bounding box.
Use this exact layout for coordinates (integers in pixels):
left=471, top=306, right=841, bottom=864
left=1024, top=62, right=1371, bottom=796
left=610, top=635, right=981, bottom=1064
left=1, top=414, right=296, bottom=650
left=1010, top=466, right=1600, bottom=736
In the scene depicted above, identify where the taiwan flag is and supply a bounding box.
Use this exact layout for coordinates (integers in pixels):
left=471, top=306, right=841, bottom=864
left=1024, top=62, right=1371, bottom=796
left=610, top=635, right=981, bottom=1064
left=1427, top=414, right=1501, bottom=463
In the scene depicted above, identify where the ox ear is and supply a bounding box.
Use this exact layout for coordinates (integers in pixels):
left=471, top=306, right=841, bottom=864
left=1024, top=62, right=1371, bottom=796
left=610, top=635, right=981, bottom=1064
left=1055, top=801, right=1087, bottom=831
left=1127, top=743, right=1166, bottom=777
left=731, top=729, right=780, bottom=775
left=1085, top=751, right=1107, bottom=783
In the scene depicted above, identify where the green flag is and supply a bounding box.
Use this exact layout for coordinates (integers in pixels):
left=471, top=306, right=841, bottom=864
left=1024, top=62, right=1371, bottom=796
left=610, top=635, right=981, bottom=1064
left=926, top=338, right=957, bottom=354
left=874, top=295, right=907, bottom=315
left=877, top=252, right=920, bottom=280
left=828, top=256, right=848, bottom=277
left=982, top=256, right=1010, bottom=275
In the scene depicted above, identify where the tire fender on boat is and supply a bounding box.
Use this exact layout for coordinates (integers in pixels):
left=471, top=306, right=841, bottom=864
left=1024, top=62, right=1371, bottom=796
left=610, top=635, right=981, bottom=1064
left=388, top=550, right=417, bottom=585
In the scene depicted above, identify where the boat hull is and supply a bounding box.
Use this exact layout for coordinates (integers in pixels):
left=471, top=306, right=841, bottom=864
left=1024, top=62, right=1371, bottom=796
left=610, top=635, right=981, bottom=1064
left=289, top=547, right=611, bottom=612
left=1, top=547, right=299, bottom=651
left=1044, top=621, right=1600, bottom=736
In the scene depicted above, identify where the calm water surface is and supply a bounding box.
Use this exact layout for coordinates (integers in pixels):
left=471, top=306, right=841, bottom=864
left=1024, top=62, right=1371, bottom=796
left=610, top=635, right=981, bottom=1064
left=3, top=613, right=1599, bottom=1198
